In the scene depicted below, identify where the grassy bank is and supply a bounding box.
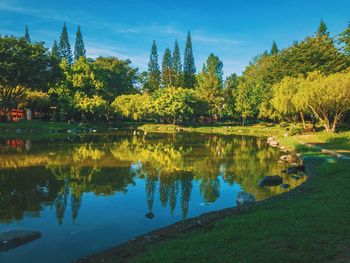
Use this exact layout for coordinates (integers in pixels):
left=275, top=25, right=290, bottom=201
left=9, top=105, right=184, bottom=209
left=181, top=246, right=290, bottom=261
left=138, top=123, right=285, bottom=136
left=132, top=158, right=350, bottom=263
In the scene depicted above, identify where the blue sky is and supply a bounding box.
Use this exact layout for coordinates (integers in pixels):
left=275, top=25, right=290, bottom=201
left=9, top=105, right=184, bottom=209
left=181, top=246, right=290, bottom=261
left=1, top=0, right=350, bottom=76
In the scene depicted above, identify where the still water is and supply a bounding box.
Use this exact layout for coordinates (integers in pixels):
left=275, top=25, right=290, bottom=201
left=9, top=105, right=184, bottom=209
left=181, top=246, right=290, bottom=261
left=0, top=131, right=306, bottom=263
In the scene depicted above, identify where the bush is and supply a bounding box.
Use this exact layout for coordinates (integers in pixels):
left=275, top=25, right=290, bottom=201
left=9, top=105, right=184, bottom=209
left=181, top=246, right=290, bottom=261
left=288, top=125, right=303, bottom=136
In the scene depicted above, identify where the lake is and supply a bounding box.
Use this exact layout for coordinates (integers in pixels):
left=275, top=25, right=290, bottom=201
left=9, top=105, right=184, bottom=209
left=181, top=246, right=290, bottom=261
left=0, top=131, right=306, bottom=263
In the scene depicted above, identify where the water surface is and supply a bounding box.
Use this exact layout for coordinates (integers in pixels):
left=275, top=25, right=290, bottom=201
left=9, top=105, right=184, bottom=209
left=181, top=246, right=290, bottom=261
left=0, top=132, right=306, bottom=263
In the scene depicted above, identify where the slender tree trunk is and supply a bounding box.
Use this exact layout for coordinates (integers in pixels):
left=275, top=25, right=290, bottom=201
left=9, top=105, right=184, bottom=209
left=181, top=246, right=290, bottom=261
left=300, top=112, right=306, bottom=130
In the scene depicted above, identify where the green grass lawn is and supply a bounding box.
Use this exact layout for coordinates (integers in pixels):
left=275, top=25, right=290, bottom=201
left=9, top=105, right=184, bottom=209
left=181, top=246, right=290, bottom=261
left=298, top=132, right=350, bottom=156
left=133, top=158, right=350, bottom=263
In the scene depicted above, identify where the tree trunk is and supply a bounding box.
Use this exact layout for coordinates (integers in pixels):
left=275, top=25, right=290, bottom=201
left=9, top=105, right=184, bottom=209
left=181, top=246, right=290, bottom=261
left=300, top=112, right=306, bottom=130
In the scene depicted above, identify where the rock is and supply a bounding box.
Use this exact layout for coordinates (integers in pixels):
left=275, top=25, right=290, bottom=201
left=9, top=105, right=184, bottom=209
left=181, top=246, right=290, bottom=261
left=279, top=145, right=286, bottom=151
left=282, top=165, right=305, bottom=174
left=267, top=136, right=275, bottom=143
left=280, top=184, right=290, bottom=189
left=236, top=191, right=255, bottom=206
left=280, top=155, right=293, bottom=162
left=0, top=230, right=41, bottom=252
left=15, top=129, right=23, bottom=134
left=268, top=140, right=279, bottom=147
left=259, top=175, right=283, bottom=187
left=145, top=212, right=154, bottom=219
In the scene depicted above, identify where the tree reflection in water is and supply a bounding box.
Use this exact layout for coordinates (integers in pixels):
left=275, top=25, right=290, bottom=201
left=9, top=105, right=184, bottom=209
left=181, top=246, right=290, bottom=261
left=0, top=132, right=306, bottom=224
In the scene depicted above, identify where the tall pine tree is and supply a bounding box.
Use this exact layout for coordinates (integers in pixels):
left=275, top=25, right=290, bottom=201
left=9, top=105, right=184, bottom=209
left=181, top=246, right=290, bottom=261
left=147, top=40, right=161, bottom=92
left=58, top=23, right=73, bottom=65
left=161, top=48, right=173, bottom=88
left=339, top=22, right=350, bottom=56
left=49, top=40, right=63, bottom=86
left=172, top=40, right=182, bottom=87
left=270, top=41, right=279, bottom=55
left=24, top=25, right=30, bottom=42
left=52, top=40, right=59, bottom=58
left=74, top=26, right=86, bottom=61
left=183, top=32, right=196, bottom=88
left=317, top=19, right=329, bottom=37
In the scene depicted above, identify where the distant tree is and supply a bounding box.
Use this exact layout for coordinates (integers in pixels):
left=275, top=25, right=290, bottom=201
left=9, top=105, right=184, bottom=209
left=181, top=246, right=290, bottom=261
left=154, top=87, right=201, bottom=124
left=317, top=19, right=329, bottom=37
left=58, top=23, right=73, bottom=64
left=48, top=40, right=64, bottom=87
left=161, top=48, right=173, bottom=88
left=172, top=40, right=182, bottom=87
left=183, top=32, right=196, bottom=88
left=111, top=93, right=152, bottom=121
left=0, top=36, right=49, bottom=119
left=74, top=26, right=86, bottom=61
left=196, top=53, right=223, bottom=120
left=270, top=41, right=279, bottom=55
left=295, top=70, right=350, bottom=133
left=223, top=73, right=239, bottom=118
left=24, top=25, right=30, bottom=42
left=235, top=78, right=260, bottom=126
left=147, top=41, right=161, bottom=92
left=338, top=22, right=350, bottom=56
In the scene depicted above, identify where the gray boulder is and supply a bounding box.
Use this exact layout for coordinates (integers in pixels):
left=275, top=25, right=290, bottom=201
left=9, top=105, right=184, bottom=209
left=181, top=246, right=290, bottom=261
left=282, top=165, right=305, bottom=174
left=259, top=175, right=283, bottom=187
left=0, top=230, right=41, bottom=251
left=236, top=191, right=255, bottom=206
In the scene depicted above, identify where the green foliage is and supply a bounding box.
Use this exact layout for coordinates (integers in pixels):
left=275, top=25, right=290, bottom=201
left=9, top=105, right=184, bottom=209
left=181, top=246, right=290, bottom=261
left=287, top=125, right=303, bottom=136
left=272, top=70, right=350, bottom=132
left=0, top=36, right=49, bottom=117
left=24, top=25, right=30, bottom=42
left=183, top=32, right=196, bottom=88
left=111, top=93, right=152, bottom=121
left=154, top=87, right=202, bottom=124
left=74, top=93, right=107, bottom=120
left=161, top=48, right=173, bottom=88
left=317, top=19, right=329, bottom=37
left=172, top=40, right=182, bottom=87
left=222, top=73, right=239, bottom=118
left=196, top=53, right=223, bottom=119
left=58, top=23, right=73, bottom=65
left=19, top=90, right=50, bottom=113
left=147, top=41, right=161, bottom=92
left=74, top=26, right=86, bottom=61
left=270, top=40, right=278, bottom=55
left=338, top=21, right=350, bottom=56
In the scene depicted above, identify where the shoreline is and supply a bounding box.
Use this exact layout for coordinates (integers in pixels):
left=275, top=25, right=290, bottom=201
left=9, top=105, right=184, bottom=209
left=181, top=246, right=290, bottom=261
left=75, top=137, right=314, bottom=263
left=75, top=156, right=317, bottom=263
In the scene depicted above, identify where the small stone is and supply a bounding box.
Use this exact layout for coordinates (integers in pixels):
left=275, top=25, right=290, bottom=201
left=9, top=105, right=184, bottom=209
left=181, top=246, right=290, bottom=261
left=280, top=184, right=290, bottom=189
left=236, top=191, right=255, bottom=205
left=259, top=175, right=283, bottom=187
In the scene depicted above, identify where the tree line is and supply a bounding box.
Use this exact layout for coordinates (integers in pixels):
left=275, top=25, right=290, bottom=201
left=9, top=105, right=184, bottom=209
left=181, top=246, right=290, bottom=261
left=1, top=20, right=350, bottom=132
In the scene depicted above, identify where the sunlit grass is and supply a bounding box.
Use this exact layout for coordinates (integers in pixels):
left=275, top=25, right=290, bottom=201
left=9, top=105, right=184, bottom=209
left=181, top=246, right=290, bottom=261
left=133, top=159, right=350, bottom=262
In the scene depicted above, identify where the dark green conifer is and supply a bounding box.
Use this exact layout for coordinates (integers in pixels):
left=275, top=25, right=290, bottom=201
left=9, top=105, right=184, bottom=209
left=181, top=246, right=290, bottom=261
left=74, top=26, right=86, bottom=61
left=58, top=23, right=73, bottom=65
left=161, top=48, right=173, bottom=87
left=24, top=25, right=30, bottom=42
left=172, top=40, right=182, bottom=87
left=270, top=41, right=279, bottom=55
left=183, top=32, right=196, bottom=88
left=147, top=40, right=161, bottom=91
